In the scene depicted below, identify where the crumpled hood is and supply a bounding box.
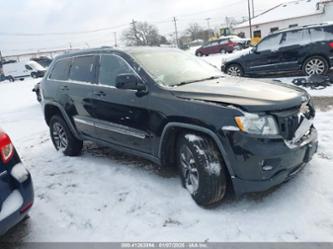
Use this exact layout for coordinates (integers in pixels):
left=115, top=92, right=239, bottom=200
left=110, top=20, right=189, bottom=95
left=171, top=77, right=308, bottom=112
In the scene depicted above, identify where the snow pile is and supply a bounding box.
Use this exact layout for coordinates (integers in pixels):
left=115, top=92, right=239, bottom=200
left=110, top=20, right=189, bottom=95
left=0, top=190, right=23, bottom=221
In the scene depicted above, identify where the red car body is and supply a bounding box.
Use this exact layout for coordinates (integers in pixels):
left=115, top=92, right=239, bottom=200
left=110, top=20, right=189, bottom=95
left=195, top=38, right=239, bottom=56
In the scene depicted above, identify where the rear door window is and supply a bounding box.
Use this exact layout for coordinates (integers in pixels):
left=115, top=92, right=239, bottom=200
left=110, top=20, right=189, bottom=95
left=219, top=39, right=228, bottom=45
left=69, top=55, right=96, bottom=83
left=98, top=54, right=135, bottom=87
left=49, top=58, right=71, bottom=81
left=207, top=41, right=218, bottom=47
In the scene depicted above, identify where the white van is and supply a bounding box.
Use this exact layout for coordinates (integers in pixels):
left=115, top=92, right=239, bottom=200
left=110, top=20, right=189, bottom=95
left=3, top=61, right=46, bottom=81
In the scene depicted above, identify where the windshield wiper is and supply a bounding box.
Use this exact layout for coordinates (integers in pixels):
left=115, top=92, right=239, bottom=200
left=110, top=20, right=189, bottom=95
left=173, top=76, right=223, bottom=87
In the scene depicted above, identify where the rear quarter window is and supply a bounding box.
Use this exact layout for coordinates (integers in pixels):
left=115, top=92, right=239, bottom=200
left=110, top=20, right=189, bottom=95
left=309, top=27, right=329, bottom=42
left=323, top=25, right=333, bottom=40
left=49, top=58, right=71, bottom=81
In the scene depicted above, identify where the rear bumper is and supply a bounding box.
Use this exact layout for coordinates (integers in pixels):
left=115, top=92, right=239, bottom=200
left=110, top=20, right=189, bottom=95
left=0, top=169, right=34, bottom=236
left=222, top=127, right=318, bottom=195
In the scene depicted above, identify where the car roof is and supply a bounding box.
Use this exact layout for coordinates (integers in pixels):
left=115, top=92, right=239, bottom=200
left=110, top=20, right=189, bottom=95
left=271, top=22, right=333, bottom=35
left=54, top=46, right=181, bottom=60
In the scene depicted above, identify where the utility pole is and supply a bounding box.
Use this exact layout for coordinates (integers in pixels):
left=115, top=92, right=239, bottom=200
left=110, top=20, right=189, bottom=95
left=251, top=0, right=255, bottom=18
left=114, top=32, right=118, bottom=47
left=247, top=0, right=253, bottom=39
left=0, top=50, right=3, bottom=78
left=205, top=18, right=211, bottom=29
left=173, top=17, right=179, bottom=48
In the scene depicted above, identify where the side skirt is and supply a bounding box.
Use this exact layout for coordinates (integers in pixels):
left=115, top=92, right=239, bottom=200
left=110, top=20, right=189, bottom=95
left=81, top=135, right=161, bottom=166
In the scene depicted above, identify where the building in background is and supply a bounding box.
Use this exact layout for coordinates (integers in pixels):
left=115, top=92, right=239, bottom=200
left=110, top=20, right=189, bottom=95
left=234, top=0, right=333, bottom=40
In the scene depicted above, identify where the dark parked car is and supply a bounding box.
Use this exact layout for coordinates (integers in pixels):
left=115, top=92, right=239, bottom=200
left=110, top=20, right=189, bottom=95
left=195, top=38, right=240, bottom=56
left=222, top=23, right=333, bottom=77
left=0, top=128, right=34, bottom=235
left=41, top=47, right=318, bottom=206
left=31, top=57, right=53, bottom=68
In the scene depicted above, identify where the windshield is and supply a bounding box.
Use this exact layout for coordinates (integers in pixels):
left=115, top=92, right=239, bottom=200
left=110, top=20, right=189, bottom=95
left=130, top=49, right=223, bottom=87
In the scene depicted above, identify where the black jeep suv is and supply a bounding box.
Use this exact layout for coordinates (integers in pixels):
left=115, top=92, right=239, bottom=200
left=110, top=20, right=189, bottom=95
left=41, top=47, right=318, bottom=206
left=223, top=23, right=333, bottom=77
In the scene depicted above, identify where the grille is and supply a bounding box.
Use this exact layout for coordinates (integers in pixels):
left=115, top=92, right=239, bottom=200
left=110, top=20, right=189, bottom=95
left=271, top=101, right=315, bottom=140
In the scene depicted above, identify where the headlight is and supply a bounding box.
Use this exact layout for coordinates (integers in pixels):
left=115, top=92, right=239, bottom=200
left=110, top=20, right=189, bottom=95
left=235, top=112, right=279, bottom=135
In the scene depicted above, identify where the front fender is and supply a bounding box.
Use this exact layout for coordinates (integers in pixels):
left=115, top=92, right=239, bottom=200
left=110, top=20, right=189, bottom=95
left=158, top=122, right=236, bottom=178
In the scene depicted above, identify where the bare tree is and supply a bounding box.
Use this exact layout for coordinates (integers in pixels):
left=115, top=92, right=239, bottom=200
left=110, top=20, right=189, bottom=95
left=122, top=21, right=163, bottom=46
left=186, top=23, right=204, bottom=41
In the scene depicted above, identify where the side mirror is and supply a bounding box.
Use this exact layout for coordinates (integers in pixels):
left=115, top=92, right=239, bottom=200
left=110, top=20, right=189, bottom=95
left=115, top=74, right=146, bottom=92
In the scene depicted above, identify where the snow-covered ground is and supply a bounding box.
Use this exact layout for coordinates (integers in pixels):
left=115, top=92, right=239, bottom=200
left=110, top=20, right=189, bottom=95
left=187, top=46, right=333, bottom=97
left=0, top=78, right=332, bottom=242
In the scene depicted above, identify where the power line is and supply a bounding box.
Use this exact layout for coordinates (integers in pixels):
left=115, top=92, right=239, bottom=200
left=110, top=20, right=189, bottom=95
left=1, top=0, right=264, bottom=53
left=0, top=0, right=247, bottom=37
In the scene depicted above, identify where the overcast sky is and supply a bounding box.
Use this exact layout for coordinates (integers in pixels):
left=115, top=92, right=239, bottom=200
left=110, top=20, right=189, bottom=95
left=0, top=0, right=287, bottom=55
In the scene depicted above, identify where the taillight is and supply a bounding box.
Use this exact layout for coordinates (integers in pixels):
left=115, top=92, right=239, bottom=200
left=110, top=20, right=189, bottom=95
left=0, top=129, right=14, bottom=164
left=20, top=202, right=33, bottom=214
left=328, top=42, right=333, bottom=48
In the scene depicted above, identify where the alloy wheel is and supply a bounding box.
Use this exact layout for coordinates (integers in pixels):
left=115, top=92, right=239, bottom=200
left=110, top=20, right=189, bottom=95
left=305, top=58, right=325, bottom=75
left=52, top=122, right=68, bottom=151
left=227, top=65, right=241, bottom=76
left=179, top=144, right=199, bottom=194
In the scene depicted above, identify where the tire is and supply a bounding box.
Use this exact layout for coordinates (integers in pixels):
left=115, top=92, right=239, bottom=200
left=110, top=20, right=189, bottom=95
left=196, top=51, right=203, bottom=57
left=177, top=133, right=228, bottom=206
left=36, top=91, right=42, bottom=102
left=220, top=49, right=226, bottom=54
left=49, top=115, right=83, bottom=156
left=302, top=56, right=329, bottom=76
left=8, top=76, right=15, bottom=82
left=226, top=64, right=244, bottom=77
left=31, top=72, right=37, bottom=78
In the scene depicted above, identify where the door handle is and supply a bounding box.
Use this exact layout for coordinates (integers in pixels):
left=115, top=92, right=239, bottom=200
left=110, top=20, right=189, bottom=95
left=94, top=91, right=106, bottom=97
left=60, top=85, right=69, bottom=91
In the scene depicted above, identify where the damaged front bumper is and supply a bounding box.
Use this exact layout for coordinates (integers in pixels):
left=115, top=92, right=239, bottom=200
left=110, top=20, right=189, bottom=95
left=222, top=126, right=318, bottom=195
